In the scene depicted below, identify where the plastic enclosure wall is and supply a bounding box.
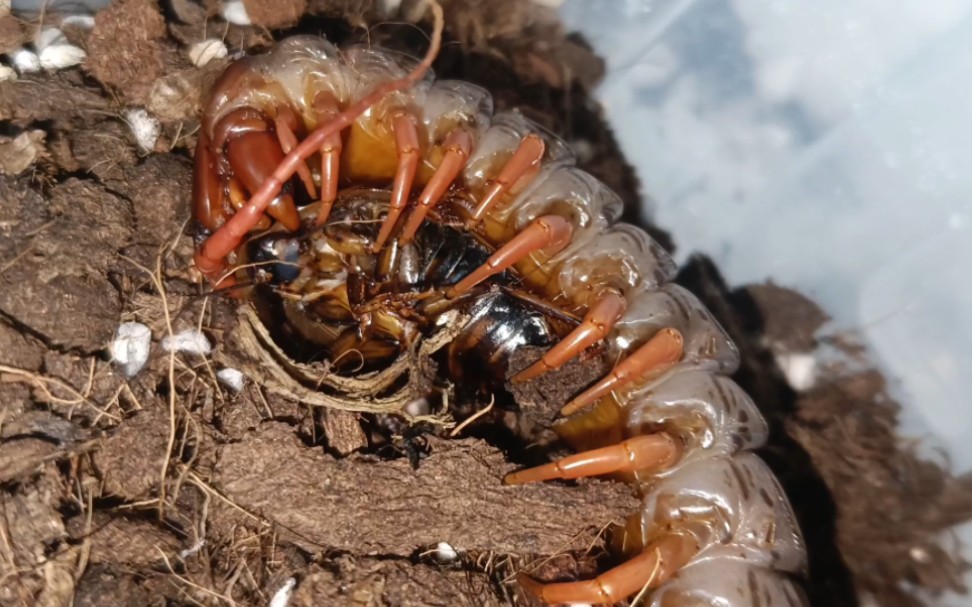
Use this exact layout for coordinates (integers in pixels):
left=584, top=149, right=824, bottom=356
left=560, top=1, right=972, bottom=604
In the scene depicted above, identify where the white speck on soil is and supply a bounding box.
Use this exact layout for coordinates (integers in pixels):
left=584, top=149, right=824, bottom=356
left=434, top=541, right=458, bottom=562
left=216, top=367, right=245, bottom=392
left=776, top=351, right=817, bottom=391
left=188, top=39, right=228, bottom=67
left=111, top=322, right=152, bottom=378
left=221, top=0, right=251, bottom=26
left=36, top=28, right=86, bottom=71
left=124, top=108, right=160, bottom=153
left=178, top=539, right=205, bottom=559
left=60, top=15, right=96, bottom=29
left=161, top=330, right=212, bottom=356
left=268, top=577, right=296, bottom=607
left=11, top=48, right=41, bottom=73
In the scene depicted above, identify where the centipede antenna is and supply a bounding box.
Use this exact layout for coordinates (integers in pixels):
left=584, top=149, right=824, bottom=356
left=195, top=0, right=445, bottom=282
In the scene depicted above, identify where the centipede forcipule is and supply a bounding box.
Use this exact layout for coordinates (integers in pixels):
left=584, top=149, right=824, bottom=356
left=190, top=3, right=808, bottom=605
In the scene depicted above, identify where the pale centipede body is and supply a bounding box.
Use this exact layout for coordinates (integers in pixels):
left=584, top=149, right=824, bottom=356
left=193, top=35, right=809, bottom=606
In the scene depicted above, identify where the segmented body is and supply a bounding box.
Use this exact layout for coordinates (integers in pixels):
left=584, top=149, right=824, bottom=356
left=192, top=35, right=809, bottom=606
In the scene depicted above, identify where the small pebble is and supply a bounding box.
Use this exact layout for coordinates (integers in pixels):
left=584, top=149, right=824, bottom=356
left=38, top=45, right=86, bottom=70
left=0, top=65, right=17, bottom=82
left=404, top=397, right=430, bottom=417
left=60, top=15, right=96, bottom=29
left=35, top=28, right=86, bottom=71
left=216, top=367, right=245, bottom=392
left=161, top=330, right=212, bottom=356
left=178, top=539, right=205, bottom=559
left=776, top=352, right=817, bottom=391
left=269, top=578, right=296, bottom=607
left=110, top=322, right=152, bottom=378
left=34, top=28, right=64, bottom=51
left=221, top=0, right=251, bottom=26
left=188, top=38, right=228, bottom=67
left=434, top=541, right=458, bottom=562
left=11, top=48, right=41, bottom=74
left=124, top=108, right=160, bottom=153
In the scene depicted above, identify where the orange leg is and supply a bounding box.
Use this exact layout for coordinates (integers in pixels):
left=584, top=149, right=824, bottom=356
left=224, top=129, right=301, bottom=232
left=398, top=128, right=474, bottom=244
left=227, top=177, right=271, bottom=231
left=517, top=533, right=698, bottom=605
left=193, top=1, right=444, bottom=282
left=503, top=433, right=679, bottom=485
left=191, top=132, right=227, bottom=231
left=560, top=328, right=684, bottom=417
left=373, top=110, right=421, bottom=251
left=210, top=108, right=301, bottom=232
left=273, top=112, right=317, bottom=199
left=512, top=289, right=626, bottom=383
left=312, top=91, right=344, bottom=227
left=469, top=133, right=545, bottom=221
left=446, top=215, right=573, bottom=298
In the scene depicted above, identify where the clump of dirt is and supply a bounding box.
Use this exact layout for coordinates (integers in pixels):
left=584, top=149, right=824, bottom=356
left=0, top=178, right=133, bottom=351
left=214, top=424, right=636, bottom=556
left=86, top=0, right=175, bottom=105
left=243, top=0, right=307, bottom=29
left=0, top=15, right=26, bottom=54
left=793, top=371, right=972, bottom=605
left=506, top=344, right=611, bottom=439
left=0, top=1, right=970, bottom=607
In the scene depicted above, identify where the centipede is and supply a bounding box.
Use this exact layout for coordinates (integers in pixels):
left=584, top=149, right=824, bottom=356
left=190, top=4, right=809, bottom=605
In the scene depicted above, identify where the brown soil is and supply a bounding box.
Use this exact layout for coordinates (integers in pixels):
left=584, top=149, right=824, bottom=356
left=0, top=1, right=970, bottom=606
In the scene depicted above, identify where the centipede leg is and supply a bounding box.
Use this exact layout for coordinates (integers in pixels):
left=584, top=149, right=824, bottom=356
left=273, top=110, right=317, bottom=199
left=511, top=289, right=626, bottom=383
left=503, top=433, right=679, bottom=485
left=560, top=328, right=684, bottom=417
left=227, top=177, right=272, bottom=231
left=313, top=91, right=344, bottom=226
left=224, top=130, right=301, bottom=232
left=191, top=132, right=229, bottom=231
left=446, top=215, right=573, bottom=297
left=469, top=133, right=545, bottom=221
left=193, top=0, right=444, bottom=282
left=210, top=107, right=302, bottom=233
left=373, top=110, right=421, bottom=251
left=399, top=128, right=474, bottom=244
left=516, top=533, right=698, bottom=605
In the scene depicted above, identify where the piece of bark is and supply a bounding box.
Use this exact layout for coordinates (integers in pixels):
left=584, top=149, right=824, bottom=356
left=85, top=0, right=173, bottom=105
left=214, top=423, right=637, bottom=557
left=322, top=408, right=367, bottom=455
left=291, top=558, right=506, bottom=607
left=93, top=405, right=171, bottom=500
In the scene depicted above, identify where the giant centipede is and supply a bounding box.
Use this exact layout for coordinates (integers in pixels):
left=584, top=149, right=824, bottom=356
left=190, top=6, right=809, bottom=605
